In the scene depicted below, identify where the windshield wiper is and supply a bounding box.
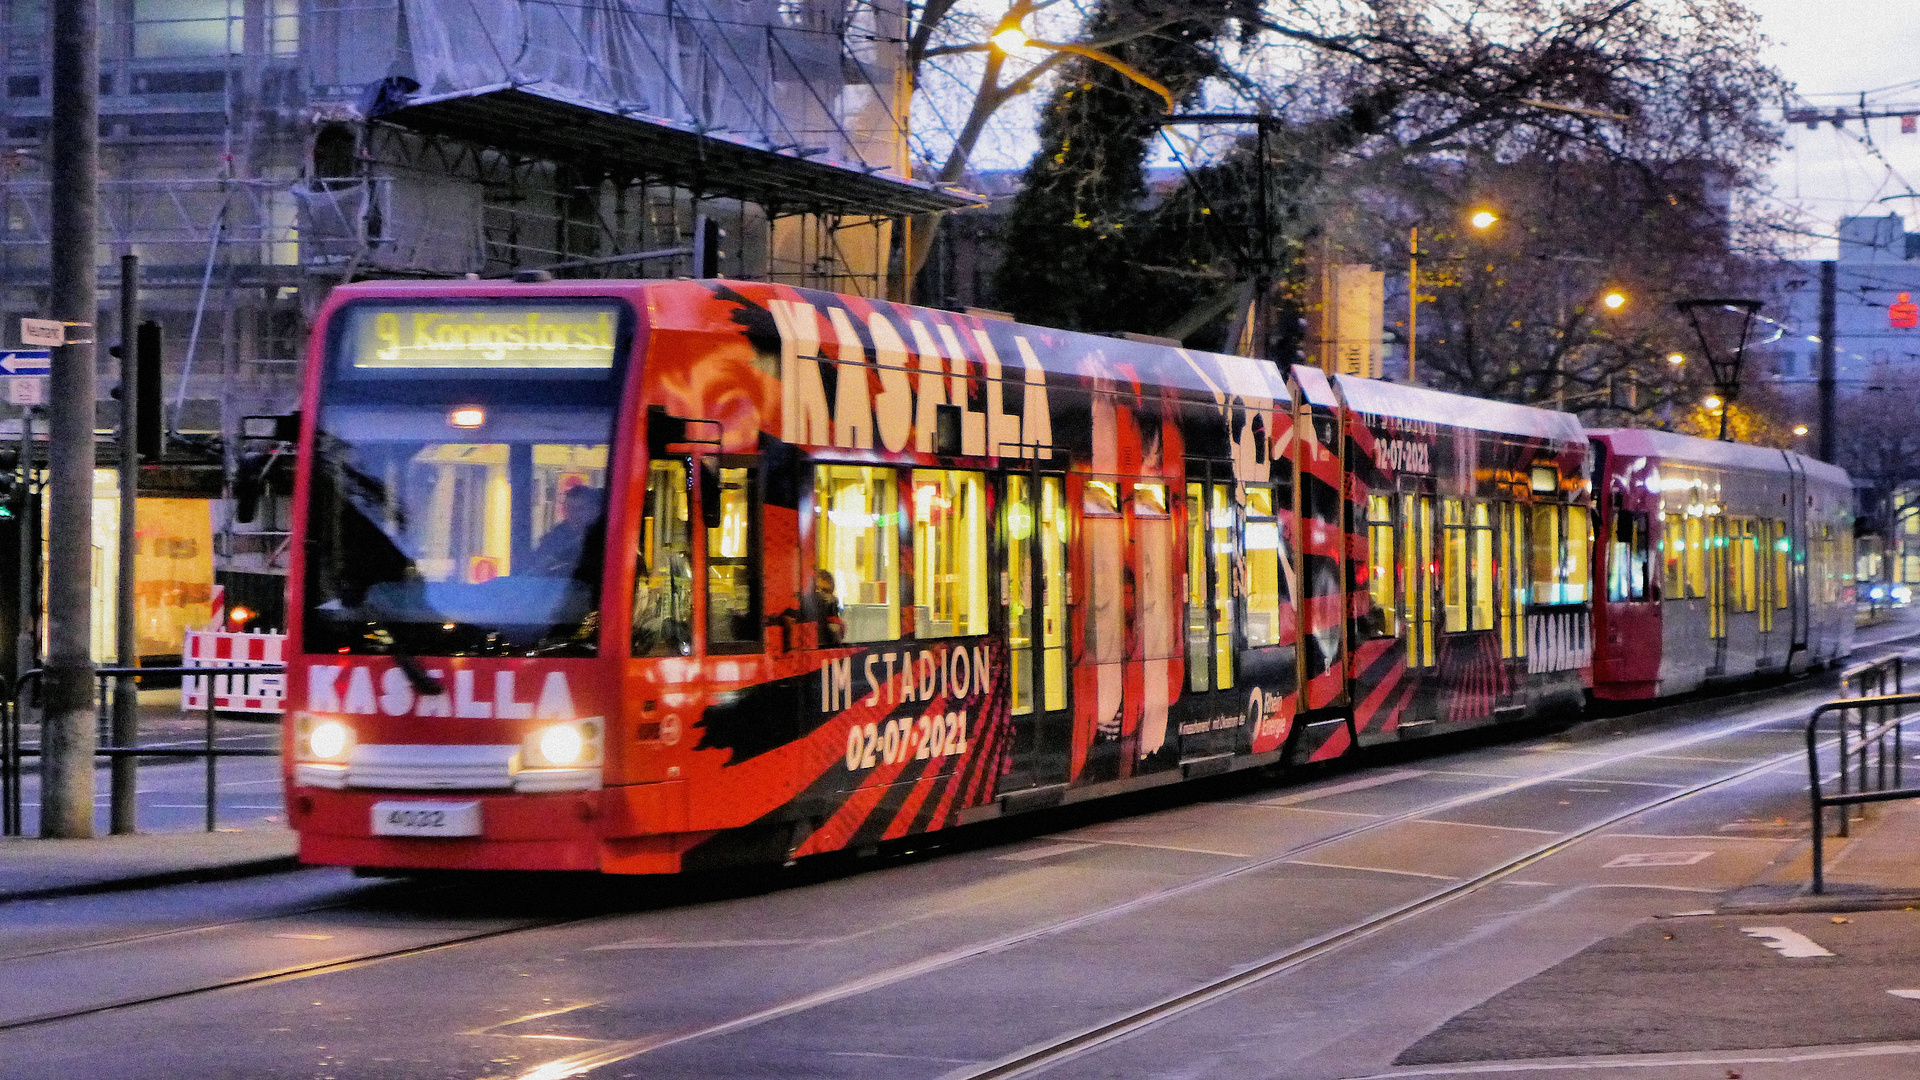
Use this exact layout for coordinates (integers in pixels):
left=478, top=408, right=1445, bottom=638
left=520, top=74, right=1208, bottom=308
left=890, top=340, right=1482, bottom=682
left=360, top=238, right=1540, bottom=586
left=357, top=604, right=445, bottom=696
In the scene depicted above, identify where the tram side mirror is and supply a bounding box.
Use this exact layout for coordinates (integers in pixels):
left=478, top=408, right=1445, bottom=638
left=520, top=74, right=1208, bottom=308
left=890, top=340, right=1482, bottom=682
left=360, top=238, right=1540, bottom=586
left=934, top=404, right=962, bottom=456
left=700, top=457, right=723, bottom=530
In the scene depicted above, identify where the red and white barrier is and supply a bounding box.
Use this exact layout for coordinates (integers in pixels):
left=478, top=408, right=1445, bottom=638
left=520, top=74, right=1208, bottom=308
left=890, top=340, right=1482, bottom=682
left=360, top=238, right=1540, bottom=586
left=182, top=628, right=286, bottom=714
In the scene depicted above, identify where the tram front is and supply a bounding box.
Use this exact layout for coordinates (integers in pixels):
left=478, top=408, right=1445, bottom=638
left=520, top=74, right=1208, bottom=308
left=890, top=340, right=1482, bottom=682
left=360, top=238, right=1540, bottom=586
left=285, top=284, right=636, bottom=871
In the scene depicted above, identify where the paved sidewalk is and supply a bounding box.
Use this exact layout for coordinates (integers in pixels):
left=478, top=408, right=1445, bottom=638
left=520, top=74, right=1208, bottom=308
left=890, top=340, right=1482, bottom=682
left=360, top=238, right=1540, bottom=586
left=0, top=826, right=298, bottom=902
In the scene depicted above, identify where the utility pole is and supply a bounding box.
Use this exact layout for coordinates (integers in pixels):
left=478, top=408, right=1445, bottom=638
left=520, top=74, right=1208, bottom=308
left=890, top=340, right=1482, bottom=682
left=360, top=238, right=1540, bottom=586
left=111, top=255, right=138, bottom=835
left=1818, top=260, right=1837, bottom=463
left=42, top=0, right=100, bottom=838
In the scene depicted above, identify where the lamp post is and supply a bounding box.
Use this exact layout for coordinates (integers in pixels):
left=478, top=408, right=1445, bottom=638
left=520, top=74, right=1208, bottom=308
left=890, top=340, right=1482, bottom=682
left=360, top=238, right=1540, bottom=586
left=1676, top=298, right=1763, bottom=442
left=1408, top=209, right=1497, bottom=382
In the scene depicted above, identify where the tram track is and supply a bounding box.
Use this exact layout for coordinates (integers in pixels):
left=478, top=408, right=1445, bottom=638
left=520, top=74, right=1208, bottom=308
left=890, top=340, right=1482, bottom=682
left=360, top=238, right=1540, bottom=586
left=2, top=635, right=1906, bottom=1063
left=490, top=674, right=1860, bottom=1080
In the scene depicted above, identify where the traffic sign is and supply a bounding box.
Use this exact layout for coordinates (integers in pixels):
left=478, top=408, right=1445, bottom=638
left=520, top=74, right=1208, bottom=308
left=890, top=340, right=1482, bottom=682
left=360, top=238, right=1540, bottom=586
left=4, top=377, right=46, bottom=406
left=20, top=318, right=63, bottom=347
left=0, top=350, right=51, bottom=375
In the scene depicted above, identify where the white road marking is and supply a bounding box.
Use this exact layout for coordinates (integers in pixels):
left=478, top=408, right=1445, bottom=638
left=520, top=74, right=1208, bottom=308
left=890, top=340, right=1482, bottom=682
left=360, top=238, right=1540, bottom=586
left=271, top=933, right=333, bottom=940
left=1889, top=989, right=1920, bottom=1000
left=1644, top=753, right=1766, bottom=764
left=994, top=842, right=1097, bottom=862
left=589, top=938, right=818, bottom=951
left=1561, top=779, right=1686, bottom=789
left=1605, top=851, right=1713, bottom=868
left=1411, top=818, right=1558, bottom=835
left=1282, top=859, right=1461, bottom=881
left=1259, top=769, right=1430, bottom=806
left=1742, top=926, right=1835, bottom=958
left=1074, top=837, right=1250, bottom=858
left=1608, top=832, right=1795, bottom=843
left=1427, top=769, right=1526, bottom=779
left=1249, top=804, right=1384, bottom=818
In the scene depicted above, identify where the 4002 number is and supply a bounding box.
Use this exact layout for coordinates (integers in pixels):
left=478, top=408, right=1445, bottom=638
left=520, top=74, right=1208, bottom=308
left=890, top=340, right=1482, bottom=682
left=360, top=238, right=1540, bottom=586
left=845, top=711, right=969, bottom=772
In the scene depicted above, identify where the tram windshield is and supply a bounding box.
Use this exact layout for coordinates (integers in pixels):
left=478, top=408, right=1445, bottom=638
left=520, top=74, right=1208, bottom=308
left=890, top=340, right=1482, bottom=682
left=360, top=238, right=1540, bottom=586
left=302, top=299, right=627, bottom=657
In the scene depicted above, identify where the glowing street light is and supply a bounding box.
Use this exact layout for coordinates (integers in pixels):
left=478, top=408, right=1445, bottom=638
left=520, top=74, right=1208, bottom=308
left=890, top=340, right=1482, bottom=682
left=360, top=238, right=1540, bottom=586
left=1667, top=352, right=1685, bottom=366
left=1703, top=395, right=1723, bottom=410
left=988, top=25, right=1176, bottom=111
left=1793, top=424, right=1810, bottom=436
left=1602, top=290, right=1628, bottom=311
left=1469, top=209, right=1498, bottom=230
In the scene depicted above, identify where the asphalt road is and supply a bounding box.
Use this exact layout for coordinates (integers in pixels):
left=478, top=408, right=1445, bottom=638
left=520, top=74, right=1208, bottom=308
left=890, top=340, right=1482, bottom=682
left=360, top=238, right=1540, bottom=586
left=4, top=629, right=1920, bottom=1079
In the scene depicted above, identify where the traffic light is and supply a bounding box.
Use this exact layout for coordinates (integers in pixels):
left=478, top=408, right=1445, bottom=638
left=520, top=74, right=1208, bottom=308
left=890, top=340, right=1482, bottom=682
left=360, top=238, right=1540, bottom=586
left=137, top=320, right=163, bottom=461
left=692, top=214, right=722, bottom=278
left=106, top=320, right=164, bottom=461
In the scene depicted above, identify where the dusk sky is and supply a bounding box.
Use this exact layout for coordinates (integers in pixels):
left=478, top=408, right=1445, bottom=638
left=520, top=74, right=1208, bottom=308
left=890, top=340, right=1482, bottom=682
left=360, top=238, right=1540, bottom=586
left=1755, top=2, right=1920, bottom=256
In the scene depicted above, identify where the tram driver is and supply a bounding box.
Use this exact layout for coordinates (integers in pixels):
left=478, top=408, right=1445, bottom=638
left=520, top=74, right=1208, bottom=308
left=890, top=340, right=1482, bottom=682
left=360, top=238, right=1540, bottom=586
left=531, top=485, right=607, bottom=580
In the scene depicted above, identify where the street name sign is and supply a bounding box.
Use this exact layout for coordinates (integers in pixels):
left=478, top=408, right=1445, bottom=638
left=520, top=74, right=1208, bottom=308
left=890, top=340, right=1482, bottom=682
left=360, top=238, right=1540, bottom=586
left=20, top=318, right=64, bottom=347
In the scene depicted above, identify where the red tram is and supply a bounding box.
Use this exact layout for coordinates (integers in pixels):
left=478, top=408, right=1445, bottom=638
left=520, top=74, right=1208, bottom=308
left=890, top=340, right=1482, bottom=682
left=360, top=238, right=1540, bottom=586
left=1588, top=428, right=1853, bottom=699
left=282, top=279, right=1848, bottom=874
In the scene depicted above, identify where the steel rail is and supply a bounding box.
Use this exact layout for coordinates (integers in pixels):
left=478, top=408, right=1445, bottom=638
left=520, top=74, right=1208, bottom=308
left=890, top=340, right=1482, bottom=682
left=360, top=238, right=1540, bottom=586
left=3, top=635, right=1905, bottom=1054
left=494, top=689, right=1837, bottom=1080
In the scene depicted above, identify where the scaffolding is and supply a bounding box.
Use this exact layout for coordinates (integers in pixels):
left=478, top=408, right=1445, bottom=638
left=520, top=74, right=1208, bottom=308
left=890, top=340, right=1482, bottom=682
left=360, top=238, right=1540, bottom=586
left=0, top=0, right=974, bottom=605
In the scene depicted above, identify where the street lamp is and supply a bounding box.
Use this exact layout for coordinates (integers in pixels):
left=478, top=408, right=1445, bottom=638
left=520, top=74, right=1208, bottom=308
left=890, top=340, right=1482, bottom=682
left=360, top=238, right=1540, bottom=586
left=1667, top=352, right=1685, bottom=366
left=1703, top=394, right=1723, bottom=410
left=1408, top=208, right=1500, bottom=382
left=989, top=26, right=1176, bottom=111
left=1793, top=424, right=1810, bottom=437
left=1602, top=290, right=1628, bottom=311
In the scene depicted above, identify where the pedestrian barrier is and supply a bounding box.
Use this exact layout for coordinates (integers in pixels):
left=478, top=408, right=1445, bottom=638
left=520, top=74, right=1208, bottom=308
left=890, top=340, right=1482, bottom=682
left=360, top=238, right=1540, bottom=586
left=1807, top=653, right=1920, bottom=893
left=1, top=664, right=285, bottom=837
left=182, top=629, right=286, bottom=714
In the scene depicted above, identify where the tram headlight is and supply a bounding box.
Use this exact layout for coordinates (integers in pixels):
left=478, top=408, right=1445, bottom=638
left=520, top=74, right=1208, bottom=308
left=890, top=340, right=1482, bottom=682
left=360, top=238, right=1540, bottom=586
left=526, top=720, right=601, bottom=768
left=305, top=718, right=353, bottom=761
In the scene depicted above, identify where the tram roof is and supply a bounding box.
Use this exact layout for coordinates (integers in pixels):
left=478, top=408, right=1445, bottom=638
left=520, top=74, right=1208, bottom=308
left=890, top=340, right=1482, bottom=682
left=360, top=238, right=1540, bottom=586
left=1590, top=427, right=1852, bottom=490
left=1331, top=373, right=1585, bottom=445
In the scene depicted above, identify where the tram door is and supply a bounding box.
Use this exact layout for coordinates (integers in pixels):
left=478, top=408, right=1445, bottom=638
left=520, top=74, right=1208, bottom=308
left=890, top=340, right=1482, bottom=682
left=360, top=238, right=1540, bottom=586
left=999, top=472, right=1072, bottom=793
left=1785, top=457, right=1810, bottom=657
left=1707, top=514, right=1728, bottom=673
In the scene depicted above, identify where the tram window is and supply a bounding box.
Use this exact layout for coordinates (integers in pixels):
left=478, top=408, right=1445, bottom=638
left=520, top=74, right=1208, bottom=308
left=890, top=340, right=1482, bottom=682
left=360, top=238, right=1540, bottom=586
left=1411, top=495, right=1435, bottom=666
left=1008, top=475, right=1036, bottom=716
left=633, top=460, right=693, bottom=656
left=1364, top=494, right=1397, bottom=639
left=1732, top=518, right=1757, bottom=613
left=706, top=465, right=760, bottom=652
left=1531, top=504, right=1561, bottom=605
left=1608, top=509, right=1650, bottom=602
left=814, top=465, right=900, bottom=644
left=1244, top=486, right=1286, bottom=647
left=1442, top=499, right=1468, bottom=631
left=1502, top=502, right=1527, bottom=658
left=1040, top=477, right=1068, bottom=710
left=1085, top=478, right=1125, bottom=664
left=1773, top=520, right=1791, bottom=610
left=1471, top=502, right=1495, bottom=630
left=913, top=470, right=988, bottom=639
left=1210, top=483, right=1235, bottom=688
left=1186, top=481, right=1211, bottom=691
left=1135, top=484, right=1177, bottom=661
left=1662, top=513, right=1685, bottom=599
left=1684, top=515, right=1707, bottom=598
left=1564, top=506, right=1591, bottom=603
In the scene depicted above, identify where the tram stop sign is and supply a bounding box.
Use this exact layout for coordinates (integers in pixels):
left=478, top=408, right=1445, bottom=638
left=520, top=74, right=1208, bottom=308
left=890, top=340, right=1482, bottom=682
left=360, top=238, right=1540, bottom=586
left=1892, top=292, right=1918, bottom=329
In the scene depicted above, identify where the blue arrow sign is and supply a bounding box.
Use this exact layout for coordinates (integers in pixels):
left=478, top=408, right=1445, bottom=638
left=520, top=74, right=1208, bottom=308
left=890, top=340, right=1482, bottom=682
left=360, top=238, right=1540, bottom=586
left=0, top=350, right=50, bottom=376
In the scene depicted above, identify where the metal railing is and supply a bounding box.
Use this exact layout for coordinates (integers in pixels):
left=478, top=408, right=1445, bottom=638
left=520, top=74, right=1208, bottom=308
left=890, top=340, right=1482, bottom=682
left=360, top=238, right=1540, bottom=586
left=1807, top=653, right=1919, bottom=893
left=2, top=664, right=284, bottom=837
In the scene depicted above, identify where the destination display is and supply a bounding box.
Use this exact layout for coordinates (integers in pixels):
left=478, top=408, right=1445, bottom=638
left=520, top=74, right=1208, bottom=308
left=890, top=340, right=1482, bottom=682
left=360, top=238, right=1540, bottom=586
left=345, top=303, right=619, bottom=369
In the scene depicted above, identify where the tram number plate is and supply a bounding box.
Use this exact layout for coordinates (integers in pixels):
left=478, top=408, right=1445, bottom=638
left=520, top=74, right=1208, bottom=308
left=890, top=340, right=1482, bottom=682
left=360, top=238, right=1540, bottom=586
left=371, top=800, right=482, bottom=837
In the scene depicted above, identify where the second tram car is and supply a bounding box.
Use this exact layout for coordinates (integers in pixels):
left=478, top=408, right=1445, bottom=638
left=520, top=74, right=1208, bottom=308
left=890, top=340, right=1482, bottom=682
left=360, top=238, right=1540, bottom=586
left=1588, top=428, right=1853, bottom=700
left=282, top=278, right=1849, bottom=876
